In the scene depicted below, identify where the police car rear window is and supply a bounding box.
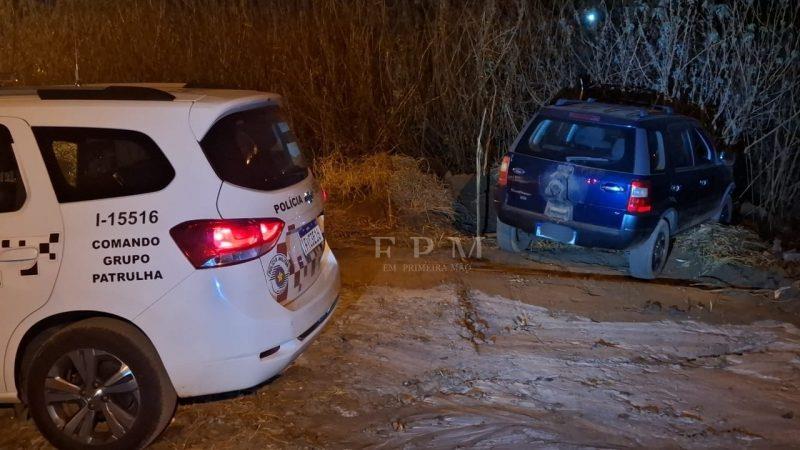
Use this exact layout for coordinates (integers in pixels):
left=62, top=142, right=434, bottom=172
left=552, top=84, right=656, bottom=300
left=34, top=127, right=175, bottom=203
left=0, top=126, right=25, bottom=212
left=200, top=106, right=308, bottom=191
left=517, top=117, right=635, bottom=172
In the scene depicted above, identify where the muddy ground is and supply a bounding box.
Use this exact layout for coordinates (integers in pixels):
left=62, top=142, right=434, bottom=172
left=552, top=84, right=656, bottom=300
left=2, top=242, right=799, bottom=449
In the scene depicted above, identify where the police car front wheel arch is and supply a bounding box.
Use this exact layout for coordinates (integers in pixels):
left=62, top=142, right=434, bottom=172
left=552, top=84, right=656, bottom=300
left=496, top=218, right=534, bottom=253
left=24, top=317, right=176, bottom=450
left=628, top=219, right=670, bottom=280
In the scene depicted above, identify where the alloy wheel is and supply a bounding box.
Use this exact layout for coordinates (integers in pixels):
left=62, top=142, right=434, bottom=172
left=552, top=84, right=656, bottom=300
left=43, top=348, right=140, bottom=445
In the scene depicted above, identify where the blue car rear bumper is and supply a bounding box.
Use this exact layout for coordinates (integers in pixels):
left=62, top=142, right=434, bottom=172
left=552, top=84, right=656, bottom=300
left=496, top=201, right=658, bottom=250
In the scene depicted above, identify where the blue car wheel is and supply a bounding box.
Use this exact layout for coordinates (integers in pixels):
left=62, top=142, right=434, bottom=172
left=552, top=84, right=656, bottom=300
left=628, top=219, right=670, bottom=279
left=497, top=218, right=534, bottom=253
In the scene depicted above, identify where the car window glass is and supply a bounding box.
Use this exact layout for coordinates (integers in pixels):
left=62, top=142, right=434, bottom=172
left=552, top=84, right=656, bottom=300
left=0, top=125, right=26, bottom=212
left=646, top=130, right=666, bottom=172
left=690, top=128, right=713, bottom=166
left=200, top=105, right=308, bottom=191
left=665, top=128, right=693, bottom=169
left=518, top=116, right=635, bottom=172
left=33, top=127, right=175, bottom=203
left=53, top=141, right=79, bottom=187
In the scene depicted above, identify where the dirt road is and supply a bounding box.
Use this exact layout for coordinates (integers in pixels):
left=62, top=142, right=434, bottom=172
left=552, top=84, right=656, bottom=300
left=2, top=244, right=799, bottom=448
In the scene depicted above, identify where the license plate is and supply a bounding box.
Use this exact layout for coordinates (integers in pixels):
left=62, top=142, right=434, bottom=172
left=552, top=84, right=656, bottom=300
left=536, top=222, right=577, bottom=244
left=298, top=220, right=324, bottom=255
left=544, top=200, right=573, bottom=222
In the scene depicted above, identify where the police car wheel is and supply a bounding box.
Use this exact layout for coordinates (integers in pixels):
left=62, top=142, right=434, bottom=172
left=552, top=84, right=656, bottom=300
left=25, top=318, right=176, bottom=450
left=496, top=218, right=534, bottom=253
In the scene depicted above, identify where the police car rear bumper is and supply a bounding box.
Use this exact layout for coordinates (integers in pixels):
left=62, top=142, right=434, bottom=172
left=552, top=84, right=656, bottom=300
left=174, top=298, right=338, bottom=397
left=134, top=244, right=341, bottom=398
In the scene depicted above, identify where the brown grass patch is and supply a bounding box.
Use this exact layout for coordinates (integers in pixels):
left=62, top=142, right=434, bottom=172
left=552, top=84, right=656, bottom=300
left=316, top=153, right=456, bottom=243
left=677, top=223, right=777, bottom=271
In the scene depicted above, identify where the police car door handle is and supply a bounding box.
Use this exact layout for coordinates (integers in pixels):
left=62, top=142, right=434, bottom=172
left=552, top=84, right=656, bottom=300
left=0, top=247, right=39, bottom=263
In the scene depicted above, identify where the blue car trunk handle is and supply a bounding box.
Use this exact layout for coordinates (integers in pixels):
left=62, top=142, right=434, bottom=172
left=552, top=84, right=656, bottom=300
left=600, top=183, right=624, bottom=193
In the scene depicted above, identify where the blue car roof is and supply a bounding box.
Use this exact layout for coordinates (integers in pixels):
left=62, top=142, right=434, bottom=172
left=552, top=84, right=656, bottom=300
left=540, top=100, right=695, bottom=127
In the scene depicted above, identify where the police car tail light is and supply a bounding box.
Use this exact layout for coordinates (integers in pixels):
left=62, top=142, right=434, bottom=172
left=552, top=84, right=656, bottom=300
left=170, top=218, right=284, bottom=269
left=627, top=180, right=652, bottom=214
left=498, top=155, right=510, bottom=187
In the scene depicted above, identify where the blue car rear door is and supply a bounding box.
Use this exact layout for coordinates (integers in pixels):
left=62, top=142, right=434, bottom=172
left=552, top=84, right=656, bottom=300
left=688, top=127, right=724, bottom=221
left=664, top=123, right=701, bottom=230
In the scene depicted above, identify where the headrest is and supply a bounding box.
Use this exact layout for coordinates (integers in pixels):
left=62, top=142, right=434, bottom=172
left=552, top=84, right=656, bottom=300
left=574, top=127, right=607, bottom=149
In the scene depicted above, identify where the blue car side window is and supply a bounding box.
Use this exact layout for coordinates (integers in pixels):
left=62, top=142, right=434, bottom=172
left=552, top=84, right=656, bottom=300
left=665, top=128, right=693, bottom=169
left=646, top=130, right=666, bottom=173
left=689, top=129, right=713, bottom=166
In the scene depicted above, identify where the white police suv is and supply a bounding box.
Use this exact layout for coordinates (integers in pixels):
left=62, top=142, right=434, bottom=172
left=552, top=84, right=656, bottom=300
left=0, top=84, right=340, bottom=449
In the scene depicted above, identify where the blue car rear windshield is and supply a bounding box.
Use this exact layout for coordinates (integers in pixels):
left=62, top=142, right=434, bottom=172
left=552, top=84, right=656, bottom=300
left=516, top=116, right=635, bottom=172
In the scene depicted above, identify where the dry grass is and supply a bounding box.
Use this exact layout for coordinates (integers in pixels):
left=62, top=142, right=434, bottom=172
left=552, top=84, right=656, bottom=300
left=524, top=222, right=780, bottom=275
left=678, top=223, right=777, bottom=271
left=529, top=238, right=568, bottom=253
left=316, top=152, right=455, bottom=242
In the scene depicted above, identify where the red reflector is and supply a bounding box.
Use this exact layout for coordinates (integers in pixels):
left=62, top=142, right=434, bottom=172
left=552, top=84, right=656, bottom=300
left=170, top=218, right=284, bottom=269
left=627, top=180, right=652, bottom=213
left=498, top=155, right=511, bottom=187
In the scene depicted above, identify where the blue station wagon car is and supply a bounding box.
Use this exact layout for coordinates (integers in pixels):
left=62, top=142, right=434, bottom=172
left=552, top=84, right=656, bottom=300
left=495, top=99, right=734, bottom=279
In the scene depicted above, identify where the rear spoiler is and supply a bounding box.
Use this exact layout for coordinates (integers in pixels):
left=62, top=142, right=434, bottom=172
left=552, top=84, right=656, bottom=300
left=37, top=86, right=176, bottom=101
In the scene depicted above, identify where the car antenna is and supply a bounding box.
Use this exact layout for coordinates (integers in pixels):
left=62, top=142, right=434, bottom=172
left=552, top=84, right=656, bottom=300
left=73, top=46, right=81, bottom=87
left=72, top=3, right=80, bottom=87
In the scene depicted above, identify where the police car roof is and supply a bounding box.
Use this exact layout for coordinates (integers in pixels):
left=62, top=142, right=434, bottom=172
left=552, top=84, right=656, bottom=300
left=0, top=82, right=279, bottom=102
left=0, top=83, right=282, bottom=139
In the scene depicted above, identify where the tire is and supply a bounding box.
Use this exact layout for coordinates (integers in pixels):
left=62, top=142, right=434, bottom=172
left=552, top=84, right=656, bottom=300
left=19, top=324, right=63, bottom=405
left=25, top=318, right=176, bottom=450
left=628, top=219, right=670, bottom=279
left=496, top=218, right=534, bottom=253
left=715, top=194, right=733, bottom=225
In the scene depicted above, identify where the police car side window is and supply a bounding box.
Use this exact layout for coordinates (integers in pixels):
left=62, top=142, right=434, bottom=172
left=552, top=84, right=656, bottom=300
left=0, top=126, right=26, bottom=213
left=33, top=127, right=175, bottom=203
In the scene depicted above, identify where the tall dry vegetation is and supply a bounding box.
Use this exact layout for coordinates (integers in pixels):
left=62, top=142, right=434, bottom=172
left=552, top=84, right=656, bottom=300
left=0, top=0, right=798, bottom=227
